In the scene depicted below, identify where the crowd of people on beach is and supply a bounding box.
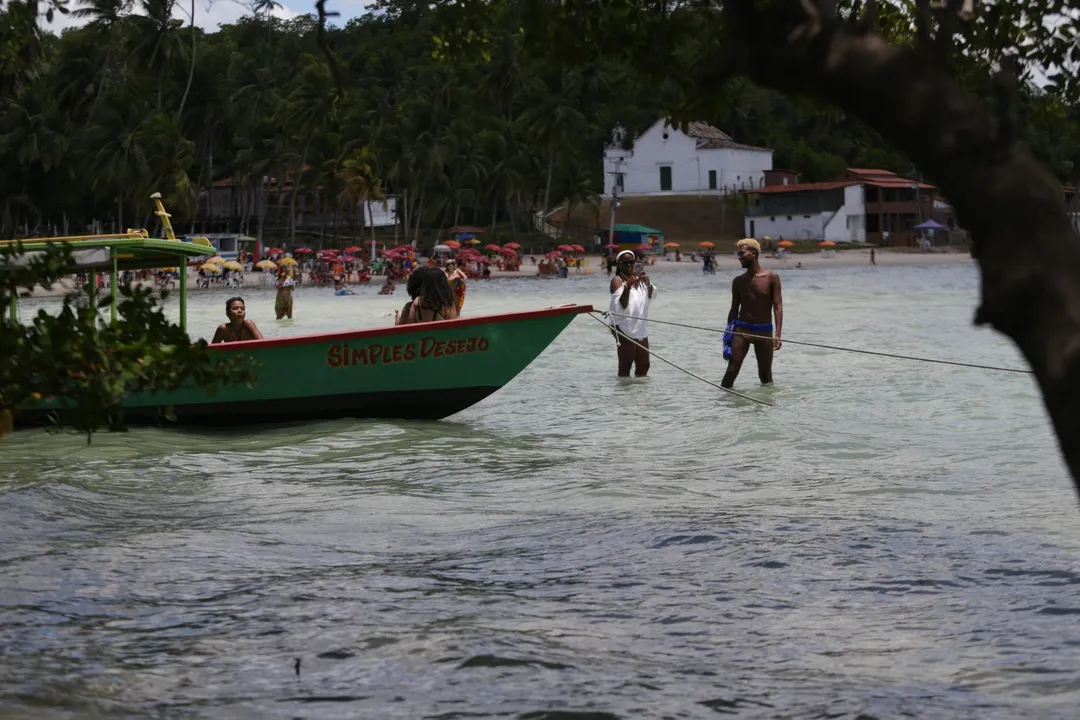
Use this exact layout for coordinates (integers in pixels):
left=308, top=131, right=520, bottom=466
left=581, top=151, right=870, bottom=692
left=211, top=250, right=473, bottom=342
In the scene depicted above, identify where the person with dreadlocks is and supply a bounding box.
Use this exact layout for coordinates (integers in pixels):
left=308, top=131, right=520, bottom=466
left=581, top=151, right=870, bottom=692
left=395, top=266, right=459, bottom=325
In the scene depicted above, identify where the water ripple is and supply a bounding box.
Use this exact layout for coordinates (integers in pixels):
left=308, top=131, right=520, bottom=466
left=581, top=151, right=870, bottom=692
left=2, top=264, right=1078, bottom=718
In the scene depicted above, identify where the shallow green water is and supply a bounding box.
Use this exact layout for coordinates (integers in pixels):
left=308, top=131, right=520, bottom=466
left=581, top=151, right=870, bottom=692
left=2, top=263, right=1078, bottom=719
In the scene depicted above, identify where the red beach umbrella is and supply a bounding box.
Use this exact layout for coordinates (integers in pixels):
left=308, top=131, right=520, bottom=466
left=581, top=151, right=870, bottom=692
left=483, top=243, right=502, bottom=252
left=503, top=242, right=521, bottom=249
left=545, top=250, right=562, bottom=259
left=343, top=245, right=361, bottom=253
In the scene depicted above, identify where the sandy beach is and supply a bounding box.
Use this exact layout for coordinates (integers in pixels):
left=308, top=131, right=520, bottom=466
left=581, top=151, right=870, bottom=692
left=14, top=247, right=973, bottom=299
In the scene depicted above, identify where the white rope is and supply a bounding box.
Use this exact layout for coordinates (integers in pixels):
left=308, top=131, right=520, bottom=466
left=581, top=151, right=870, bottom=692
left=586, top=312, right=774, bottom=407
left=603, top=310, right=1033, bottom=375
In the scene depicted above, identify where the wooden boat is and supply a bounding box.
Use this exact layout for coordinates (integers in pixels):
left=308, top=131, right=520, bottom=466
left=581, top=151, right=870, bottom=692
left=103, top=305, right=588, bottom=425
left=5, top=195, right=592, bottom=427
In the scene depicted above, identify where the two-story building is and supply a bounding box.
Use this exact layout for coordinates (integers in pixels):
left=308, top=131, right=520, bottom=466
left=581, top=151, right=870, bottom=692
left=742, top=168, right=936, bottom=246
left=603, top=120, right=773, bottom=197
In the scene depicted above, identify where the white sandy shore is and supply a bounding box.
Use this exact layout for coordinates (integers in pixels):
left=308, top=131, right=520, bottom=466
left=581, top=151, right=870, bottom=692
left=13, top=248, right=972, bottom=299
left=627, top=248, right=972, bottom=272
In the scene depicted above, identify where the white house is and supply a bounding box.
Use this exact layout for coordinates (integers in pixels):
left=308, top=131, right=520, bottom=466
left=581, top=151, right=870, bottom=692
left=602, top=120, right=773, bottom=198
left=742, top=169, right=937, bottom=246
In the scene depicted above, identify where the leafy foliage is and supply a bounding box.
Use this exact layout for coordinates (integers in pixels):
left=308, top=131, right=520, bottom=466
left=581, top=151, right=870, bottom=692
left=1, top=0, right=1078, bottom=245
left=0, top=242, right=255, bottom=439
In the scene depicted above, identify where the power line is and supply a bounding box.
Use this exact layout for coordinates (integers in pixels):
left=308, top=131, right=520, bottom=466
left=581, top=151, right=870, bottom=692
left=602, top=311, right=1033, bottom=375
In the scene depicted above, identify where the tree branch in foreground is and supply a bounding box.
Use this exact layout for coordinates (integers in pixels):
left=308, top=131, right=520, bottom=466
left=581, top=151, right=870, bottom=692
left=726, top=0, right=1080, bottom=494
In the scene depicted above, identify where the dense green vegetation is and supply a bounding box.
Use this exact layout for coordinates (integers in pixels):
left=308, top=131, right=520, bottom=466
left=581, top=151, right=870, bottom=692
left=3, top=0, right=1080, bottom=245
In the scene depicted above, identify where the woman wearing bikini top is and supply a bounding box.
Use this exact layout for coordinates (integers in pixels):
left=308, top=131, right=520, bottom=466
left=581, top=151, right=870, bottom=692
left=212, top=297, right=265, bottom=343
left=395, top=267, right=459, bottom=325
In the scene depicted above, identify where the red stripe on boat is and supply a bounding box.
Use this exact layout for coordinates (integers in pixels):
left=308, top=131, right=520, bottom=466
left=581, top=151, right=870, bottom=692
left=210, top=304, right=594, bottom=352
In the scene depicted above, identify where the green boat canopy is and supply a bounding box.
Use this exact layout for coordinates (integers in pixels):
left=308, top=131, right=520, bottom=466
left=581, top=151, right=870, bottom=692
left=0, top=235, right=215, bottom=272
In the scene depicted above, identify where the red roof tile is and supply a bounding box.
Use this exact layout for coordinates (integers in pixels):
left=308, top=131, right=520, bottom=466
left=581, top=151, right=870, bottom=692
left=743, top=177, right=935, bottom=194
left=742, top=181, right=858, bottom=194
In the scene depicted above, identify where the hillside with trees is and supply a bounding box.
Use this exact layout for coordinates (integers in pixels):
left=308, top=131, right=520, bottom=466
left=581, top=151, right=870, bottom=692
left=2, top=0, right=1080, bottom=246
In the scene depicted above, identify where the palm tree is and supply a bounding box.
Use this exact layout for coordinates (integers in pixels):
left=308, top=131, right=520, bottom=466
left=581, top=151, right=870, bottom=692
left=338, top=147, right=383, bottom=254
left=125, top=0, right=185, bottom=110
left=521, top=70, right=587, bottom=213
left=72, top=0, right=132, bottom=108
left=251, top=0, right=282, bottom=43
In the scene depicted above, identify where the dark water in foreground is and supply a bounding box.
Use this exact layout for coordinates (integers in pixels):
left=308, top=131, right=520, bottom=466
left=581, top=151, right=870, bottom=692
left=2, top=264, right=1079, bottom=718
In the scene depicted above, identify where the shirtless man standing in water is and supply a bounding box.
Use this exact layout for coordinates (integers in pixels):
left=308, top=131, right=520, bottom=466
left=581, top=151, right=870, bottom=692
left=721, top=238, right=783, bottom=388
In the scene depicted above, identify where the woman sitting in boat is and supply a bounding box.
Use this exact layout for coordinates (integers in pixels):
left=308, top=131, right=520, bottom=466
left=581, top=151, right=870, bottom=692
left=395, top=266, right=459, bottom=325
left=212, top=297, right=264, bottom=343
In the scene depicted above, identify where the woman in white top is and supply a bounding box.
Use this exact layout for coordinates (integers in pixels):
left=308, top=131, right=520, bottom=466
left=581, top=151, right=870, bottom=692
left=608, top=249, right=657, bottom=377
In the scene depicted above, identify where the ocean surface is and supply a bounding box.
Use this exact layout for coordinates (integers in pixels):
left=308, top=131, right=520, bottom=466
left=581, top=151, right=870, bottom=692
left=2, top=262, right=1079, bottom=719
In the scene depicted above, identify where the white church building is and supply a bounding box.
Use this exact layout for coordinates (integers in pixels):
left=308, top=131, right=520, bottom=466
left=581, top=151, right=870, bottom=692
left=602, top=120, right=773, bottom=197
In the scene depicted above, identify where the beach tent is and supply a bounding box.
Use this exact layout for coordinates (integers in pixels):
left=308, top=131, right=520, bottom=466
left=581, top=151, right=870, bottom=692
left=911, top=219, right=947, bottom=231
left=611, top=223, right=664, bottom=253
left=912, top=218, right=948, bottom=248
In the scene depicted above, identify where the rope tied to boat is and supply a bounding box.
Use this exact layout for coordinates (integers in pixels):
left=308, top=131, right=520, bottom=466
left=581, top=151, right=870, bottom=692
left=602, top=310, right=1034, bottom=376
left=585, top=311, right=774, bottom=406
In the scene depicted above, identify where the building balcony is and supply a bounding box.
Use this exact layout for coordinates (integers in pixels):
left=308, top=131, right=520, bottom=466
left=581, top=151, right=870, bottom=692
left=745, top=205, right=841, bottom=218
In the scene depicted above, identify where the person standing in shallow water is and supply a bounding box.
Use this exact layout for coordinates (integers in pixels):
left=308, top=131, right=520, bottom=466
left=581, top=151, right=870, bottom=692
left=212, top=297, right=264, bottom=343
left=608, top=249, right=656, bottom=377
left=274, top=268, right=294, bottom=319
left=721, top=238, right=783, bottom=388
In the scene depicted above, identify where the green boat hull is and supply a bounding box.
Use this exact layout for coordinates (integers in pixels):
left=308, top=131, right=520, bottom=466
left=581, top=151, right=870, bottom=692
left=23, top=304, right=592, bottom=427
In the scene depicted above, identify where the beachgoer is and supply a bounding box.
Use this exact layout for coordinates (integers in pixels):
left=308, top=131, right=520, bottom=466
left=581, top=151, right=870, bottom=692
left=395, top=266, right=459, bottom=325
left=870, top=248, right=877, bottom=266
left=334, top=277, right=354, bottom=296
left=444, top=260, right=468, bottom=312
left=211, top=297, right=264, bottom=343
left=274, top=268, right=294, bottom=319
left=608, top=249, right=656, bottom=377
left=721, top=238, right=783, bottom=388
left=379, top=277, right=395, bottom=295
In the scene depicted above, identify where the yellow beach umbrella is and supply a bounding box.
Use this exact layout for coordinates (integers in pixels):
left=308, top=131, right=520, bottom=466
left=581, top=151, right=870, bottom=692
left=465, top=238, right=482, bottom=245
left=699, top=241, right=715, bottom=248
left=778, top=240, right=795, bottom=248
left=278, top=256, right=298, bottom=266
left=200, top=263, right=222, bottom=273
left=663, top=242, right=680, bottom=248
left=205, top=256, right=225, bottom=264
left=820, top=241, right=837, bottom=247
left=256, top=259, right=277, bottom=270
left=222, top=260, right=244, bottom=271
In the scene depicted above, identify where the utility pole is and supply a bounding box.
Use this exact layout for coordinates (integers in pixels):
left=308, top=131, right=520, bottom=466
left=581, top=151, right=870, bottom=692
left=605, top=124, right=630, bottom=250
left=607, top=156, right=623, bottom=248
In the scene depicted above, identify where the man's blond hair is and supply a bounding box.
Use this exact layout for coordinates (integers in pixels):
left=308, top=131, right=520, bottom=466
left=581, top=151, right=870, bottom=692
left=736, top=238, right=761, bottom=254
